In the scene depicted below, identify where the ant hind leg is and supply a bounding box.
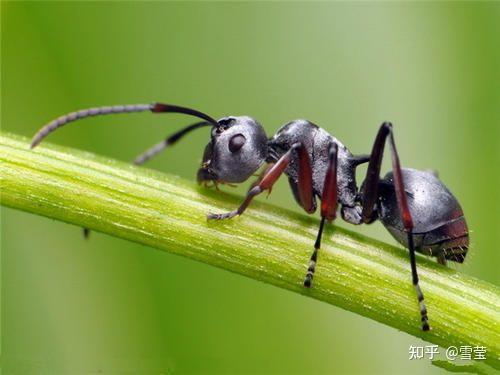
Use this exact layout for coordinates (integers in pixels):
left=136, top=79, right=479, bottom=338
left=360, top=122, right=430, bottom=331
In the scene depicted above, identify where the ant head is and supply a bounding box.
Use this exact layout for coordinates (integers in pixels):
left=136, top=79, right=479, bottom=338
left=197, top=116, right=268, bottom=184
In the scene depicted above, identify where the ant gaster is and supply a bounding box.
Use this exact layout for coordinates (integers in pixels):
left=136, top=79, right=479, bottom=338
left=31, top=102, right=470, bottom=331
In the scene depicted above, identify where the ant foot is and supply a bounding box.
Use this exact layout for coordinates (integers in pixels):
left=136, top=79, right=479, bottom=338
left=207, top=210, right=238, bottom=220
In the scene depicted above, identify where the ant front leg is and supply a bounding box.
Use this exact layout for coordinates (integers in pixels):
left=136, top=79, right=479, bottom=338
left=361, top=122, right=430, bottom=331
left=304, top=143, right=338, bottom=287
left=207, top=143, right=305, bottom=220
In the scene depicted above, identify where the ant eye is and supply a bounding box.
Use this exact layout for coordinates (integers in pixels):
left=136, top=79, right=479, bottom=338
left=228, top=134, right=246, bottom=153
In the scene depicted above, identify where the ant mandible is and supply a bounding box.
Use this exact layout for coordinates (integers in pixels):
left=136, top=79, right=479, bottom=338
left=31, top=102, right=470, bottom=331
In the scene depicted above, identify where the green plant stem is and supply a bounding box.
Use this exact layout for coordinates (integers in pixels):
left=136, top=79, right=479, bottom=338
left=1, top=132, right=499, bottom=370
left=432, top=360, right=497, bottom=375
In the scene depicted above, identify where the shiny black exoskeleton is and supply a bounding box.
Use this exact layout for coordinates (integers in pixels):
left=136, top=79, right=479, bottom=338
left=32, top=102, right=469, bottom=331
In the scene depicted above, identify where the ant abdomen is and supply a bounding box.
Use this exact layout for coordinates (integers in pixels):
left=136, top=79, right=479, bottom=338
left=377, top=169, right=469, bottom=263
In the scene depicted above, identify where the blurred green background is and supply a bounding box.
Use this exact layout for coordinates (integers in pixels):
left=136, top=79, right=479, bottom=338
left=2, top=2, right=499, bottom=374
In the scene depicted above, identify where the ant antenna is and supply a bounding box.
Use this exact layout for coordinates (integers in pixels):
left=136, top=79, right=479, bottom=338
left=31, top=102, right=219, bottom=148
left=133, top=121, right=210, bottom=165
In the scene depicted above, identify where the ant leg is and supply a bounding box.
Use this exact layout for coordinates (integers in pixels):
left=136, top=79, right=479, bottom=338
left=304, top=217, right=325, bottom=287
left=208, top=145, right=296, bottom=220
left=207, top=143, right=307, bottom=219
left=247, top=163, right=277, bottom=194
left=295, top=143, right=316, bottom=214
left=304, top=143, right=338, bottom=287
left=361, top=122, right=430, bottom=331
left=133, top=121, right=210, bottom=165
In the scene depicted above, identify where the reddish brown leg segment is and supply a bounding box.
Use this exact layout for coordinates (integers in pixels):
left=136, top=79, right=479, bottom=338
left=360, top=122, right=429, bottom=331
left=304, top=143, right=338, bottom=287
left=207, top=143, right=303, bottom=220
left=321, top=144, right=338, bottom=221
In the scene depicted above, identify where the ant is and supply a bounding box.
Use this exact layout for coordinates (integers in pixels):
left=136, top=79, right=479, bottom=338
left=31, top=102, right=469, bottom=331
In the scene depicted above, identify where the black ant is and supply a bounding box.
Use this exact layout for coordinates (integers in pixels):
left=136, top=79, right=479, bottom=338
left=31, top=102, right=469, bottom=331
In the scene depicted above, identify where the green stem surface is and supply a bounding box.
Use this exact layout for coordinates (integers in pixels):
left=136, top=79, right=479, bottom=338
left=1, top=133, right=499, bottom=370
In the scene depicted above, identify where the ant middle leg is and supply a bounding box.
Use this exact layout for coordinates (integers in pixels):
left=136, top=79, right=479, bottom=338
left=304, top=143, right=338, bottom=288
